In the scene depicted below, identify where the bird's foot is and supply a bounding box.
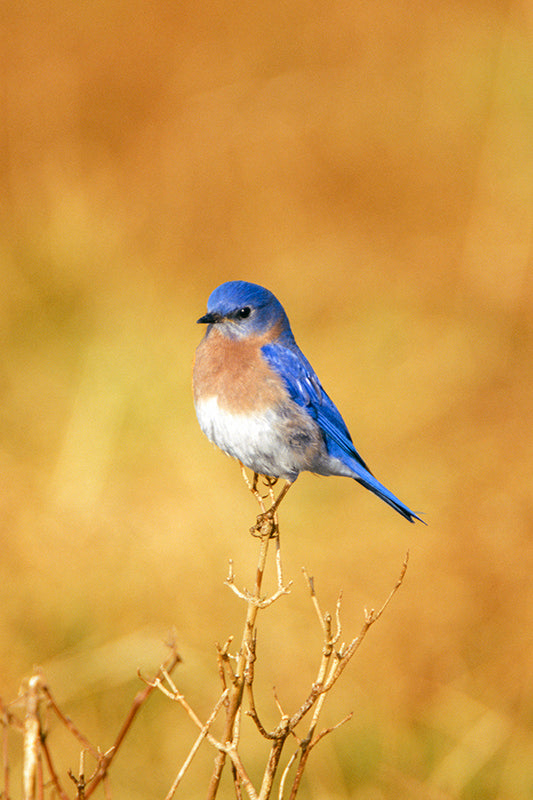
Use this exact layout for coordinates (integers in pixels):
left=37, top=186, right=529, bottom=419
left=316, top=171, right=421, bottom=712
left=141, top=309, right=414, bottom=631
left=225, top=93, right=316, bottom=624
left=252, top=472, right=278, bottom=498
left=241, top=467, right=274, bottom=504
left=249, top=479, right=293, bottom=537
left=250, top=508, right=279, bottom=538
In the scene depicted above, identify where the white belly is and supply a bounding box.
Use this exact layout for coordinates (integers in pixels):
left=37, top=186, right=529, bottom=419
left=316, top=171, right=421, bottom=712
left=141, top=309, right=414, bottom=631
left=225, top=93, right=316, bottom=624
left=194, top=395, right=325, bottom=480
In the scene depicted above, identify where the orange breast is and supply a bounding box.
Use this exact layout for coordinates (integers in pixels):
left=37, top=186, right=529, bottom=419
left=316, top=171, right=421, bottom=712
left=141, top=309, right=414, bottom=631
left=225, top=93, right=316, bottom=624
left=193, top=327, right=286, bottom=413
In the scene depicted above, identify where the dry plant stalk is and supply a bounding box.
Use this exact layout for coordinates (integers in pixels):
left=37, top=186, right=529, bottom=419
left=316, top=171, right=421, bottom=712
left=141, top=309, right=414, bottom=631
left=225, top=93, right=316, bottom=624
left=0, top=643, right=182, bottom=800
left=147, top=473, right=409, bottom=800
left=0, top=473, right=408, bottom=799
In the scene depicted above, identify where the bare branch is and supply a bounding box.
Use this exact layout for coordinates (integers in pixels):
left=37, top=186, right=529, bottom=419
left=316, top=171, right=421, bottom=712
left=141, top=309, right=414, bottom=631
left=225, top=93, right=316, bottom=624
left=85, top=640, right=182, bottom=798
left=141, top=668, right=228, bottom=755
left=245, top=639, right=278, bottom=741
left=207, top=484, right=277, bottom=800
left=40, top=736, right=70, bottom=800
left=23, top=673, right=44, bottom=800
left=278, top=749, right=298, bottom=800
left=5, top=469, right=408, bottom=800
left=308, top=712, right=353, bottom=751
left=43, top=685, right=100, bottom=760
left=225, top=744, right=259, bottom=800
left=163, top=689, right=230, bottom=800
left=1, top=704, right=10, bottom=800
left=225, top=565, right=291, bottom=608
left=324, top=552, right=409, bottom=692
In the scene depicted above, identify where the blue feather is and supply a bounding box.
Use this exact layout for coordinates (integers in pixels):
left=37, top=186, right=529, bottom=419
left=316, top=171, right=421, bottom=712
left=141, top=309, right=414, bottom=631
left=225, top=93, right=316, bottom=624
left=261, top=342, right=423, bottom=523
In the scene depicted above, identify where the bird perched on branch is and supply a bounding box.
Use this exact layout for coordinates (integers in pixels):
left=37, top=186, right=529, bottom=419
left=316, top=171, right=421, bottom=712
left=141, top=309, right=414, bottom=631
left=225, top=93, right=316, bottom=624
left=193, top=280, right=422, bottom=523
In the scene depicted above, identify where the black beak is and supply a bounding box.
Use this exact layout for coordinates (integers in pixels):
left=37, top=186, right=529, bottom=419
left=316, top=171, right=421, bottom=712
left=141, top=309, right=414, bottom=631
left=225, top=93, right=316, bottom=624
left=197, top=311, right=222, bottom=324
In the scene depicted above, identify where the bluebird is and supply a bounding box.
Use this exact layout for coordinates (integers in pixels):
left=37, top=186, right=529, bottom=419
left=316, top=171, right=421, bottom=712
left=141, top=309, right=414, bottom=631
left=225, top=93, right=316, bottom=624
left=193, top=281, right=422, bottom=523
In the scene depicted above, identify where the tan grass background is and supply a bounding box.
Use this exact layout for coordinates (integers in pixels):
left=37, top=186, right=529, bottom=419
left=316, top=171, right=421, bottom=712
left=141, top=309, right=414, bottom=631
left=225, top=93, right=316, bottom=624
left=1, top=1, right=532, bottom=797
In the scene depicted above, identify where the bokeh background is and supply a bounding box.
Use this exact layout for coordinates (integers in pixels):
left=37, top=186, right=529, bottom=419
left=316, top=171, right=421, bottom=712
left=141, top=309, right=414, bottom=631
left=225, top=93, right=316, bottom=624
left=1, top=1, right=532, bottom=798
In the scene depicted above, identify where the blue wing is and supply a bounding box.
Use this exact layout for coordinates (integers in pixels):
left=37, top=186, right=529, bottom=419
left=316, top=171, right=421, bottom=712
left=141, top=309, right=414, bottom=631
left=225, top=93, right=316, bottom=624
left=261, top=342, right=423, bottom=523
left=261, top=342, right=372, bottom=472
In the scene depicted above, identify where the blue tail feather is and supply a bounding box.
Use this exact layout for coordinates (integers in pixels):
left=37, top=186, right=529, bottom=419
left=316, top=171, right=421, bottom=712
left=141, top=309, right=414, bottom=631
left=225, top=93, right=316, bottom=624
left=352, top=467, right=424, bottom=524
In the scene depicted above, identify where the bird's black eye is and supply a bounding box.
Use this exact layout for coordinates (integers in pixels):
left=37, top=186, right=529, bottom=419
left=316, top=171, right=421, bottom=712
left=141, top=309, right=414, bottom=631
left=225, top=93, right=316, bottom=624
left=236, top=306, right=251, bottom=319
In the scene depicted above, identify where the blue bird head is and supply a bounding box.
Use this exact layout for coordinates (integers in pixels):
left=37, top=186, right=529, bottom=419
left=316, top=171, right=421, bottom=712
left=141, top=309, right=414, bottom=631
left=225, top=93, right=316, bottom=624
left=197, top=281, right=294, bottom=342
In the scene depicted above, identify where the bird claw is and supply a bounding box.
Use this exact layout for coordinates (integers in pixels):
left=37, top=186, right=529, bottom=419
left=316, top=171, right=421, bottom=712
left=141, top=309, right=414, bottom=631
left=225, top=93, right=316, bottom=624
left=250, top=509, right=278, bottom=538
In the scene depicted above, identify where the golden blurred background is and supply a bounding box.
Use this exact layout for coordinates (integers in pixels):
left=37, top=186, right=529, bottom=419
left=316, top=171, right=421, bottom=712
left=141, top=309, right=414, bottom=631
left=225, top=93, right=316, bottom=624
left=1, top=1, right=532, bottom=797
